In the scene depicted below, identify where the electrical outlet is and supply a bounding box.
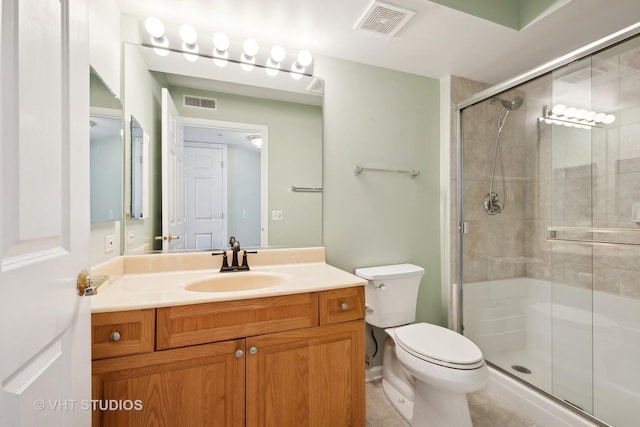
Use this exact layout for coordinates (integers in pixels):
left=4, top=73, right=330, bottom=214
left=105, top=234, right=115, bottom=253
left=272, top=210, right=283, bottom=221
left=127, top=231, right=135, bottom=245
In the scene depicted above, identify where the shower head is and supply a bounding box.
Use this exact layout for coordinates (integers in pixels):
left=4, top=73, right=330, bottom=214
left=492, top=96, right=523, bottom=111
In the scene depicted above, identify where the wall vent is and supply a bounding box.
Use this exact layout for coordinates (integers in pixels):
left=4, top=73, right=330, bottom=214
left=355, top=1, right=416, bottom=38
left=183, top=95, right=217, bottom=110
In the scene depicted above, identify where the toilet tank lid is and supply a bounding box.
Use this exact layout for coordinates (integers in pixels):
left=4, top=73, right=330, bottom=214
left=355, top=263, right=424, bottom=280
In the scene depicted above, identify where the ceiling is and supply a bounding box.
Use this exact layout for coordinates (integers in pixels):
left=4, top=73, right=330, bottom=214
left=118, top=0, right=640, bottom=85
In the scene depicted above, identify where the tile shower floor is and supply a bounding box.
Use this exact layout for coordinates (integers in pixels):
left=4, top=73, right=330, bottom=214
left=366, top=380, right=538, bottom=427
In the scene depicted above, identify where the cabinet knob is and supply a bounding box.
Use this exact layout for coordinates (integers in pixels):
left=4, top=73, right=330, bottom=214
left=341, top=302, right=349, bottom=311
left=235, top=349, right=244, bottom=358
left=110, top=331, right=121, bottom=342
left=249, top=346, right=258, bottom=355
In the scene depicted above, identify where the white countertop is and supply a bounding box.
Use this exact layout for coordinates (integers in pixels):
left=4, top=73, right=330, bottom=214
left=91, top=262, right=366, bottom=313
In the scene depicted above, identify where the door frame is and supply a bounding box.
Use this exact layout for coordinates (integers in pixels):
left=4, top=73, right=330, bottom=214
left=182, top=117, right=269, bottom=247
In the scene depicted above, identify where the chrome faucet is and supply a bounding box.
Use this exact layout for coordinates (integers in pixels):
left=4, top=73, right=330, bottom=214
left=212, top=236, right=257, bottom=272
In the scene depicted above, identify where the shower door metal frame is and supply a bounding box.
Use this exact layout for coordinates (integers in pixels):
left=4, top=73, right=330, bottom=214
left=454, top=20, right=640, bottom=335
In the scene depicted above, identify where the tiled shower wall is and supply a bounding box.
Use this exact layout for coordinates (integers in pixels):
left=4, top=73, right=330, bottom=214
left=450, top=33, right=640, bottom=300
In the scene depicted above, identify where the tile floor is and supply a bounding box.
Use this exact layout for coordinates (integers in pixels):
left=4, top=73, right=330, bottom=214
left=366, top=380, right=538, bottom=427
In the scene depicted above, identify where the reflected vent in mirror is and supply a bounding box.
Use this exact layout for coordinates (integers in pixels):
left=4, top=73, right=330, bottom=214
left=183, top=95, right=217, bottom=110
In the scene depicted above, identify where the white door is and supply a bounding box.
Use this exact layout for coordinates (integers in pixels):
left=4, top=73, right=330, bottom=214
left=0, top=0, right=91, bottom=426
left=160, top=88, right=185, bottom=250
left=184, top=143, right=227, bottom=249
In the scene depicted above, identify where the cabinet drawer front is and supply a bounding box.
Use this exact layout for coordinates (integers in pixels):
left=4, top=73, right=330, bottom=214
left=319, top=286, right=365, bottom=325
left=156, top=293, right=319, bottom=350
left=91, top=309, right=155, bottom=360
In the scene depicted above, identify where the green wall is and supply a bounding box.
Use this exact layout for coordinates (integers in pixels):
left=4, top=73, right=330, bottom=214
left=316, top=55, right=442, bottom=363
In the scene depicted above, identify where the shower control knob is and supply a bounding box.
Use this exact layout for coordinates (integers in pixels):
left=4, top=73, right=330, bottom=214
left=235, top=349, right=244, bottom=358
left=341, top=302, right=349, bottom=310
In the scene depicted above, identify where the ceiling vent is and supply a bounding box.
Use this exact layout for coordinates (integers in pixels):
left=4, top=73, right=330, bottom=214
left=183, top=95, right=217, bottom=110
left=355, top=1, right=416, bottom=38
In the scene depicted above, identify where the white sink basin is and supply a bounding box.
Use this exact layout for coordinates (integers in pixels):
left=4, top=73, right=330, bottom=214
left=185, top=272, right=288, bottom=292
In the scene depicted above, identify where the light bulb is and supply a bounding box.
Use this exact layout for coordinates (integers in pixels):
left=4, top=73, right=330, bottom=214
left=241, top=54, right=255, bottom=71
left=213, top=50, right=229, bottom=68
left=585, top=111, right=597, bottom=121
left=213, top=32, right=229, bottom=52
left=243, top=38, right=259, bottom=57
left=603, top=114, right=616, bottom=124
left=297, top=49, right=312, bottom=67
left=179, top=24, right=197, bottom=46
left=145, top=17, right=165, bottom=39
left=266, top=58, right=280, bottom=76
left=270, top=45, right=286, bottom=63
left=563, top=107, right=577, bottom=118
left=594, top=113, right=606, bottom=122
left=575, top=109, right=588, bottom=119
left=551, top=104, right=566, bottom=115
left=152, top=36, right=170, bottom=56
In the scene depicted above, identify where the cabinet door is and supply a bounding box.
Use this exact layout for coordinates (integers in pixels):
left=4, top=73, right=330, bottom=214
left=92, top=339, right=245, bottom=427
left=246, top=321, right=365, bottom=427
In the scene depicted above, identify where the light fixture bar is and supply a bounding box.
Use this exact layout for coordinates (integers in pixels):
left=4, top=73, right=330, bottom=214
left=141, top=19, right=314, bottom=78
left=539, top=105, right=616, bottom=130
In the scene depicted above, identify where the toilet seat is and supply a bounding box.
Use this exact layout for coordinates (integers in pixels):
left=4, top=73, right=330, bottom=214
left=392, top=323, right=484, bottom=370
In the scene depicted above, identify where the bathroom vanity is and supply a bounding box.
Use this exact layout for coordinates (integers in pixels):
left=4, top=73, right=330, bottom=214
left=89, top=248, right=366, bottom=427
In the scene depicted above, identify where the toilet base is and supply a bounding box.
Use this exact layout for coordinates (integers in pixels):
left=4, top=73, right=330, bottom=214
left=412, top=380, right=473, bottom=427
left=381, top=378, right=414, bottom=423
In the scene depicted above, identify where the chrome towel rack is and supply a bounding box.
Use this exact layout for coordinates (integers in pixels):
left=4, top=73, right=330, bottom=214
left=290, top=186, right=322, bottom=193
left=546, top=226, right=640, bottom=247
left=354, top=165, right=420, bottom=179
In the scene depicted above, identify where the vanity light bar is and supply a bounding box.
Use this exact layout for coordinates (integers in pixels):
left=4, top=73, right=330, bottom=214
left=142, top=17, right=314, bottom=79
left=538, top=105, right=615, bottom=130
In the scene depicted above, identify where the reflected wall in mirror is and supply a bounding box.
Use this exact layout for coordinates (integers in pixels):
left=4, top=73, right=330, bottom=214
left=89, top=68, right=123, bottom=264
left=122, top=42, right=323, bottom=254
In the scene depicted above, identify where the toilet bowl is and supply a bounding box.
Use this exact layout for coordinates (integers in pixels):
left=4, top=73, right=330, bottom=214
left=356, top=264, right=488, bottom=427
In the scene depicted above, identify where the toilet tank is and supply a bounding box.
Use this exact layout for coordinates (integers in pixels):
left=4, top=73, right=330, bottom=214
left=355, top=263, right=425, bottom=328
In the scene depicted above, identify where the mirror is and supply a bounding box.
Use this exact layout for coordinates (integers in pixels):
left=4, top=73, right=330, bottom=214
left=90, top=68, right=123, bottom=264
left=121, top=43, right=323, bottom=253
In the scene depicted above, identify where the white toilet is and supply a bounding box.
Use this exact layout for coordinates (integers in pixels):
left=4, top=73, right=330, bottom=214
left=356, top=263, right=488, bottom=427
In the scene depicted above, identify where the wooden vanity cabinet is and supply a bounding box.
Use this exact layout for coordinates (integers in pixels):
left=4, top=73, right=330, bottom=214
left=91, top=286, right=365, bottom=427
left=246, top=320, right=365, bottom=427
left=92, top=339, right=245, bottom=427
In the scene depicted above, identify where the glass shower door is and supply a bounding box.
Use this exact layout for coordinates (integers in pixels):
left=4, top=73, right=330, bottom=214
left=547, top=56, right=595, bottom=413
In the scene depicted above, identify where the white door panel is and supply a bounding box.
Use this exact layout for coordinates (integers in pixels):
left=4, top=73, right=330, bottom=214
left=184, top=144, right=226, bottom=249
left=161, top=88, right=185, bottom=250
left=1, top=0, right=90, bottom=426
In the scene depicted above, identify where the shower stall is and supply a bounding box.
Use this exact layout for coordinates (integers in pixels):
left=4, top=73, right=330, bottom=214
left=455, top=26, right=640, bottom=427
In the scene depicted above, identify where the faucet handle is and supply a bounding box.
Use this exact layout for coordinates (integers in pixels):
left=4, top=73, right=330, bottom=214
left=240, top=250, right=257, bottom=269
left=229, top=236, right=236, bottom=247
left=212, top=251, right=229, bottom=270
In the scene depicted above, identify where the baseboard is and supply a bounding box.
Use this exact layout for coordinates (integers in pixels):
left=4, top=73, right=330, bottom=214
left=366, top=365, right=383, bottom=383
